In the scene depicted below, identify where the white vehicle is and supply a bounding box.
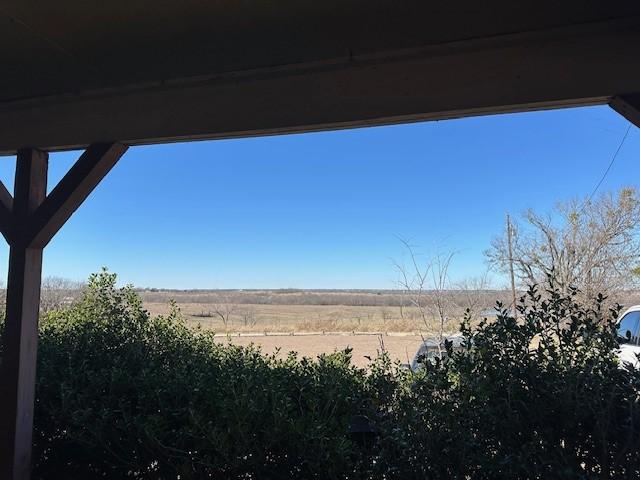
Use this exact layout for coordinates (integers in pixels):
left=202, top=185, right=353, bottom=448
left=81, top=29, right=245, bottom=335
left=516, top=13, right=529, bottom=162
left=409, top=308, right=640, bottom=371
left=617, top=305, right=640, bottom=368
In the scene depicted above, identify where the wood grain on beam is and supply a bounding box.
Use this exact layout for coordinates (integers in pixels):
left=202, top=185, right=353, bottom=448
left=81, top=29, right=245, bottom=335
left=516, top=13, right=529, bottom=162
left=609, top=93, right=640, bottom=128
left=27, top=142, right=128, bottom=248
left=0, top=148, right=47, bottom=480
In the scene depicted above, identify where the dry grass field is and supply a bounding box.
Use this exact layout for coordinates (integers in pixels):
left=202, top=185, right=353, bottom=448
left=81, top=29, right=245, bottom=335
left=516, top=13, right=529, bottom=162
left=145, top=300, right=446, bottom=365
left=140, top=288, right=513, bottom=332
left=144, top=301, right=437, bottom=333
left=140, top=288, right=503, bottom=364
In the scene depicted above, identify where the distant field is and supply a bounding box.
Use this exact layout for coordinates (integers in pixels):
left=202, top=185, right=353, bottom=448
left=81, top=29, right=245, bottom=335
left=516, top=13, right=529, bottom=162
left=140, top=288, right=513, bottom=334
left=141, top=287, right=640, bottom=365
left=24, top=283, right=640, bottom=367
left=145, top=301, right=431, bottom=332
left=140, top=288, right=494, bottom=365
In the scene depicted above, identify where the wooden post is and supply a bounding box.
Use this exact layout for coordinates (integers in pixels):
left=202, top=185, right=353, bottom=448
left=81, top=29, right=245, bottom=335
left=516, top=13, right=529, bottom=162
left=506, top=214, right=517, bottom=317
left=0, top=142, right=128, bottom=480
left=0, top=149, right=48, bottom=480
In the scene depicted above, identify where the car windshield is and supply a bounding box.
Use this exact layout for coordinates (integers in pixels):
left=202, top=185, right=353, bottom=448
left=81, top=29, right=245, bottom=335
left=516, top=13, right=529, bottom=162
left=411, top=337, right=465, bottom=369
left=618, top=311, right=640, bottom=345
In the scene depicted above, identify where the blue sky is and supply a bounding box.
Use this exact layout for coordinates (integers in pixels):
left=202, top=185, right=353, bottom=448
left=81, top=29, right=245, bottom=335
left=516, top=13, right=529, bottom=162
left=0, top=105, right=637, bottom=289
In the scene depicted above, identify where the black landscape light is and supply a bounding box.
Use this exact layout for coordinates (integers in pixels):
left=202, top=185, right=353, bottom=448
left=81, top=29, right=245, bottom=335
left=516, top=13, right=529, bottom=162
left=347, top=415, right=378, bottom=449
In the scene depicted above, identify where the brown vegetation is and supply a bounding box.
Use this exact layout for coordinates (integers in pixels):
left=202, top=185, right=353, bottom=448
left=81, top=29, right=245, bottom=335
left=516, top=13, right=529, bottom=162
left=141, top=288, right=513, bottom=334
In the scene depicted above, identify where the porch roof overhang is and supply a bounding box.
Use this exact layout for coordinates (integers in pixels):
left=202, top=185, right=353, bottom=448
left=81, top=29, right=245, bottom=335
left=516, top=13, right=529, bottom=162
left=2, top=1, right=640, bottom=155
left=3, top=4, right=640, bottom=479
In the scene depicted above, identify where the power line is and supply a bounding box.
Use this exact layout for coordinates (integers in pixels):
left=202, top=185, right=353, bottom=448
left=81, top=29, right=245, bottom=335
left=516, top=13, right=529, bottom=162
left=584, top=123, right=632, bottom=206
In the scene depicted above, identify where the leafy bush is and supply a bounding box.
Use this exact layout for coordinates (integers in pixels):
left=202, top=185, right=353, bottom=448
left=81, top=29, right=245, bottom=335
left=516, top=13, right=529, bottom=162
left=1, top=272, right=639, bottom=479
left=372, top=285, right=640, bottom=479
left=30, top=271, right=373, bottom=479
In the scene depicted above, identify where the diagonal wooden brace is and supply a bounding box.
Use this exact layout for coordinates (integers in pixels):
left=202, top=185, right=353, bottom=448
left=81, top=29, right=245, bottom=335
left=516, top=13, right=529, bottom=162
left=26, top=142, right=128, bottom=249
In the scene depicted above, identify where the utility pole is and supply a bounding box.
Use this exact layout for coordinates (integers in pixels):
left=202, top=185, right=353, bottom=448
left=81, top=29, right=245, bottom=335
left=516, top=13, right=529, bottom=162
left=506, top=214, right=517, bottom=317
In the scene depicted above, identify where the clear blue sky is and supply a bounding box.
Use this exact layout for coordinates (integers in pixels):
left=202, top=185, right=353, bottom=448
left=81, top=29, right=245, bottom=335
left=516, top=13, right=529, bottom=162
left=0, top=105, right=637, bottom=289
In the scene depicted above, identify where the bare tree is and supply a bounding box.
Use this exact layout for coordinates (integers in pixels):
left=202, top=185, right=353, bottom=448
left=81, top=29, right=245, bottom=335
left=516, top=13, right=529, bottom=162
left=240, top=307, right=258, bottom=328
left=486, top=188, right=640, bottom=301
left=212, top=300, right=238, bottom=329
left=394, top=238, right=455, bottom=355
left=41, top=276, right=84, bottom=313
left=454, top=272, right=492, bottom=321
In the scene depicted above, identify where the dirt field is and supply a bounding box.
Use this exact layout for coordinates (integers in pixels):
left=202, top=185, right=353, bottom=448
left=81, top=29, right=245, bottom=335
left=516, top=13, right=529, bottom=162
left=213, top=333, right=426, bottom=368
left=141, top=289, right=494, bottom=364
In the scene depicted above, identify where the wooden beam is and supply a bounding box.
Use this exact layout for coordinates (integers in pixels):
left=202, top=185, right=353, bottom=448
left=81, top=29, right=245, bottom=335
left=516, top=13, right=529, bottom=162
left=0, top=23, right=639, bottom=154
left=0, top=148, right=48, bottom=480
left=27, top=142, right=128, bottom=248
left=610, top=93, right=640, bottom=128
left=0, top=180, right=14, bottom=243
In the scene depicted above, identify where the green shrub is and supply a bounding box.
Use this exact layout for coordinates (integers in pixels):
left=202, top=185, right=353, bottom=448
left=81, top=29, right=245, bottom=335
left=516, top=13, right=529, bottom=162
left=30, top=271, right=374, bottom=479
left=371, top=285, right=640, bottom=479
left=1, top=272, right=639, bottom=479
